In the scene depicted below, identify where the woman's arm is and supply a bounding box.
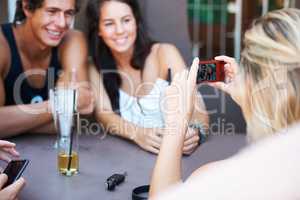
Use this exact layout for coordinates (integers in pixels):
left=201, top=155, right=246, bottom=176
left=149, top=121, right=187, bottom=197
left=90, top=66, right=163, bottom=154
left=183, top=90, right=209, bottom=154
left=149, top=58, right=200, bottom=197
left=157, top=44, right=209, bottom=154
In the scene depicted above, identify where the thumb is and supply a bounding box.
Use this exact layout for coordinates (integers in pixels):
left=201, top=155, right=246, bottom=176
left=0, top=174, right=8, bottom=189
left=4, top=177, right=26, bottom=197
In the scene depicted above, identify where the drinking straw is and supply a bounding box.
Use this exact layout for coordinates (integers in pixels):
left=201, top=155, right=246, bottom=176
left=67, top=69, right=77, bottom=174
left=70, top=68, right=77, bottom=112
left=167, top=68, right=172, bottom=85
left=67, top=122, right=74, bottom=174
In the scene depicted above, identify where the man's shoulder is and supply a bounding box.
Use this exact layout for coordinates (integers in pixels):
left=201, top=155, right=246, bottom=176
left=0, top=28, right=11, bottom=76
left=57, top=30, right=87, bottom=55
left=60, top=29, right=86, bottom=45
left=0, top=23, right=12, bottom=50
left=57, top=29, right=87, bottom=60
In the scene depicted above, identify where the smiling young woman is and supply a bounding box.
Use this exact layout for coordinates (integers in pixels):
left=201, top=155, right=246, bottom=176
left=86, top=0, right=209, bottom=155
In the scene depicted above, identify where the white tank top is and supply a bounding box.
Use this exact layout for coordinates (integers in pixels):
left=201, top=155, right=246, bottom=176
left=119, top=78, right=169, bottom=128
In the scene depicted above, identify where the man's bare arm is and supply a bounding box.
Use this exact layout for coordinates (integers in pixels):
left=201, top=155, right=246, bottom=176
left=0, top=30, right=53, bottom=138
left=28, top=30, right=92, bottom=134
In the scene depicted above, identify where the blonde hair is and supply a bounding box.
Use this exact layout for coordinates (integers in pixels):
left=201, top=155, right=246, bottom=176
left=241, top=8, right=300, bottom=141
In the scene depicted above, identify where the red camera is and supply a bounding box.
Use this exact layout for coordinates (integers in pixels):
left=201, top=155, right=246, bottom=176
left=196, top=60, right=225, bottom=83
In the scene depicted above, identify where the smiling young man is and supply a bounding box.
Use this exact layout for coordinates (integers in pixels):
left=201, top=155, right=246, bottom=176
left=0, top=0, right=94, bottom=138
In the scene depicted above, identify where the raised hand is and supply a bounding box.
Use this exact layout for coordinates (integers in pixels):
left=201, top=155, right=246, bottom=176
left=163, top=57, right=199, bottom=131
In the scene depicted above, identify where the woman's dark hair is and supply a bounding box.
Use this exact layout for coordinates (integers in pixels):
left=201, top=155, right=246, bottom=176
left=14, top=0, right=81, bottom=24
left=87, top=0, right=155, bottom=113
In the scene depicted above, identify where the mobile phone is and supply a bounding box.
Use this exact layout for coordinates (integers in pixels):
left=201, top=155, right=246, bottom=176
left=2, top=159, right=29, bottom=188
left=196, top=60, right=225, bottom=83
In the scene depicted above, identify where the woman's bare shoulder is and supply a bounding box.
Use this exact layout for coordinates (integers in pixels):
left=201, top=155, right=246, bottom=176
left=152, top=43, right=179, bottom=56
left=186, top=160, right=225, bottom=183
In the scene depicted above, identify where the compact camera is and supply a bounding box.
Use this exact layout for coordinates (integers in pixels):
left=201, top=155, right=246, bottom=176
left=196, top=60, right=225, bottom=83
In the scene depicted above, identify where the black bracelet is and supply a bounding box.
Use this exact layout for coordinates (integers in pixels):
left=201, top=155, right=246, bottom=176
left=188, top=123, right=207, bottom=145
left=132, top=185, right=149, bottom=200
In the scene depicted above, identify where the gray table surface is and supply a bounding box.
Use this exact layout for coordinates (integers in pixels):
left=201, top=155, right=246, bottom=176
left=5, top=133, right=246, bottom=200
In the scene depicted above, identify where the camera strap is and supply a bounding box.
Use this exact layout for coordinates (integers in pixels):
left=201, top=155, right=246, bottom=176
left=132, top=185, right=149, bottom=200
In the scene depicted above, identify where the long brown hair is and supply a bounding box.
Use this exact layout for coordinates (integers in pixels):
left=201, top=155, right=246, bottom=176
left=86, top=0, right=155, bottom=113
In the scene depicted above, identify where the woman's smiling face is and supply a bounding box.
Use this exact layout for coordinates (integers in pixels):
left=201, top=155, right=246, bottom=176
left=98, top=1, right=137, bottom=54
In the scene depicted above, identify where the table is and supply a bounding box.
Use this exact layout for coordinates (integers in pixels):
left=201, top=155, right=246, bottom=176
left=7, top=133, right=246, bottom=200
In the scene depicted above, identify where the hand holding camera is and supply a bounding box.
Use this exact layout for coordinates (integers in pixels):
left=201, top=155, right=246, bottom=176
left=206, top=56, right=246, bottom=108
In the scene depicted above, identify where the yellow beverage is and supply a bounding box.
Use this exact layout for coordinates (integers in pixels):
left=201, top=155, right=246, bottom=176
left=58, top=151, right=79, bottom=176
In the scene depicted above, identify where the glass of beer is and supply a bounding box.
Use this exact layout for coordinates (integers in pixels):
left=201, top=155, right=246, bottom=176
left=50, top=87, right=80, bottom=176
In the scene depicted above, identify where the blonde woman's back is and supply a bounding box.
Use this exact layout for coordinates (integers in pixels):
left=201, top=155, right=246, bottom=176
left=154, top=123, right=300, bottom=200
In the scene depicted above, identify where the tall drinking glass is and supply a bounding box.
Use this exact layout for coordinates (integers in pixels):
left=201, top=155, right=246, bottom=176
left=49, top=87, right=80, bottom=176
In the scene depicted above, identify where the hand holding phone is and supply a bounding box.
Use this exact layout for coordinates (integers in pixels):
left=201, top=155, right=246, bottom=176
left=0, top=174, right=26, bottom=200
left=2, top=159, right=29, bottom=188
left=196, top=60, right=225, bottom=83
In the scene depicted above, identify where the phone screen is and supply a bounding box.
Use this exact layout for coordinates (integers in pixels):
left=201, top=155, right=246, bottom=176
left=197, top=63, right=217, bottom=82
left=2, top=160, right=29, bottom=188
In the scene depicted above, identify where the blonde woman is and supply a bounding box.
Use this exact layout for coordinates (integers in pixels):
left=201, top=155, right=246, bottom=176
left=149, top=8, right=300, bottom=197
